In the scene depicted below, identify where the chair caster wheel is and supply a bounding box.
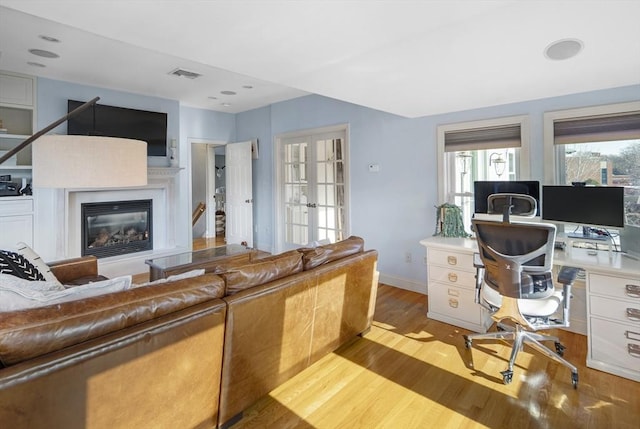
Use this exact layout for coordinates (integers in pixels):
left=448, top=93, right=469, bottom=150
left=463, top=335, right=472, bottom=349
left=555, top=342, right=566, bottom=356
left=571, top=371, right=579, bottom=389
left=500, top=369, right=513, bottom=385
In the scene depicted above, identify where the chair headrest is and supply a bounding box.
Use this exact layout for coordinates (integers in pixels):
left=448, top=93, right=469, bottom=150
left=488, top=193, right=537, bottom=218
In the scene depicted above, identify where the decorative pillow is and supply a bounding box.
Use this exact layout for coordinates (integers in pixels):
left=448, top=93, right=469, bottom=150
left=0, top=250, right=47, bottom=281
left=222, top=251, right=303, bottom=295
left=15, top=242, right=61, bottom=285
left=298, top=236, right=364, bottom=270
left=133, top=269, right=205, bottom=288
left=0, top=274, right=132, bottom=312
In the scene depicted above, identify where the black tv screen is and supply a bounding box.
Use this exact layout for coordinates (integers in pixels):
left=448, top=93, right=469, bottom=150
left=474, top=181, right=540, bottom=215
left=542, top=186, right=625, bottom=228
left=67, top=100, right=167, bottom=156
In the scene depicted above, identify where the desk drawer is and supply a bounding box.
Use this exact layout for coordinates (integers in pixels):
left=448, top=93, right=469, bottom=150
left=589, top=273, right=640, bottom=301
left=590, top=295, right=640, bottom=325
left=427, top=249, right=474, bottom=273
left=428, top=282, right=482, bottom=325
left=429, top=265, right=476, bottom=291
left=591, top=318, right=640, bottom=373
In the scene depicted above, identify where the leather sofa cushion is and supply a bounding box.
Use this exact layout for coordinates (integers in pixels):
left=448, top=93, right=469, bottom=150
left=298, top=236, right=364, bottom=270
left=222, top=250, right=303, bottom=296
left=0, top=273, right=225, bottom=367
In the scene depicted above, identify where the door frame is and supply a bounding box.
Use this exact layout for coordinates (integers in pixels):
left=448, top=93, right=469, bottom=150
left=274, top=123, right=351, bottom=254
left=188, top=138, right=226, bottom=243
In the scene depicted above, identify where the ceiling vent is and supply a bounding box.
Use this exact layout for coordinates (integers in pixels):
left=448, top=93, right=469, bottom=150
left=168, top=68, right=202, bottom=79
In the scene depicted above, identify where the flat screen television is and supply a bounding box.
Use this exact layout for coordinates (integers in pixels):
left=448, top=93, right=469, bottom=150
left=473, top=181, right=541, bottom=216
left=542, top=185, right=625, bottom=228
left=67, top=100, right=167, bottom=156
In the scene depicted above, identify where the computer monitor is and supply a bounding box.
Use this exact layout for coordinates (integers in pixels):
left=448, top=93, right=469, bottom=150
left=473, top=181, right=541, bottom=216
left=542, top=185, right=625, bottom=232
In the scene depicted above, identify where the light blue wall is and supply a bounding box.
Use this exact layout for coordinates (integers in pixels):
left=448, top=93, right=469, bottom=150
left=37, top=78, right=180, bottom=168
left=33, top=75, right=640, bottom=288
left=238, top=85, right=640, bottom=289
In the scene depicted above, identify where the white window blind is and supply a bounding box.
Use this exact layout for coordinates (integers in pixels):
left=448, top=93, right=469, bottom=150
left=444, top=124, right=521, bottom=152
left=553, top=112, right=640, bottom=144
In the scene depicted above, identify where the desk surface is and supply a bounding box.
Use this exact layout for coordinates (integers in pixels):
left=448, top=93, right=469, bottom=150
left=420, top=236, right=640, bottom=278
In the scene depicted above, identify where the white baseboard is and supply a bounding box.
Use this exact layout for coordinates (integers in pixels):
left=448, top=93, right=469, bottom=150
left=378, top=273, right=426, bottom=295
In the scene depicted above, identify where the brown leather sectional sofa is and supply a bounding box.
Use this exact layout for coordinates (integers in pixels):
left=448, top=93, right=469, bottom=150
left=0, top=236, right=379, bottom=429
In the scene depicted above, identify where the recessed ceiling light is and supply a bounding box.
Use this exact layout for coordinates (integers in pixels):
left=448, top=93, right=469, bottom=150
left=220, top=90, right=236, bottom=95
left=38, top=35, right=60, bottom=43
left=28, top=48, right=59, bottom=58
left=544, top=38, right=584, bottom=61
left=27, top=61, right=46, bottom=68
left=242, top=85, right=253, bottom=89
left=221, top=103, right=231, bottom=107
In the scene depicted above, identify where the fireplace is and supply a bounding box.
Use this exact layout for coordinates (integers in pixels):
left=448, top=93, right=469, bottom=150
left=81, top=199, right=153, bottom=258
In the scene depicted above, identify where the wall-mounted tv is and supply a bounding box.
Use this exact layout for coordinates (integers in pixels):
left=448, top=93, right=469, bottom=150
left=542, top=185, right=625, bottom=228
left=67, top=100, right=167, bottom=156
left=474, top=181, right=541, bottom=216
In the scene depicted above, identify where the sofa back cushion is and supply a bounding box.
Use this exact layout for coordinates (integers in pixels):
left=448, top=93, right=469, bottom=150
left=298, top=236, right=364, bottom=270
left=0, top=273, right=225, bottom=367
left=222, top=250, right=303, bottom=296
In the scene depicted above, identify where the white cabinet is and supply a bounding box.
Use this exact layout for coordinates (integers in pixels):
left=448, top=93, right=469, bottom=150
left=0, top=196, right=33, bottom=248
left=0, top=71, right=36, bottom=177
left=422, top=238, right=492, bottom=333
left=587, top=272, right=640, bottom=382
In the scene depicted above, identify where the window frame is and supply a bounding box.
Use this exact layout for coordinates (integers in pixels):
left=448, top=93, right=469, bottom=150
left=437, top=115, right=531, bottom=204
left=543, top=101, right=640, bottom=184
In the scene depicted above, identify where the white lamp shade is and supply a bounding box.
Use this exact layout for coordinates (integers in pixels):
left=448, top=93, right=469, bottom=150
left=32, top=135, right=148, bottom=188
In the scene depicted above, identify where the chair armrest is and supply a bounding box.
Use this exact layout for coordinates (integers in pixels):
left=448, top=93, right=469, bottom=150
left=557, top=265, right=580, bottom=285
left=48, top=256, right=99, bottom=284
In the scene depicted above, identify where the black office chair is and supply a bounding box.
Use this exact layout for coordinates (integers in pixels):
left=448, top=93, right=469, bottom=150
left=464, top=193, right=579, bottom=388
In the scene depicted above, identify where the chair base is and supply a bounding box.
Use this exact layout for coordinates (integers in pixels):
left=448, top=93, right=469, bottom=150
left=464, top=323, right=578, bottom=388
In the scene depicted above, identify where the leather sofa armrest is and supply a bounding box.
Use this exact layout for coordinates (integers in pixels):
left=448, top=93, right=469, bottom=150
left=48, top=256, right=99, bottom=284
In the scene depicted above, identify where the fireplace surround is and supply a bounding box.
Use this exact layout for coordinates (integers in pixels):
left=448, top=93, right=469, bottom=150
left=81, top=199, right=152, bottom=258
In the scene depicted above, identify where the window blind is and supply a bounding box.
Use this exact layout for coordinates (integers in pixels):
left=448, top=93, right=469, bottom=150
left=444, top=124, right=521, bottom=152
left=554, top=112, right=640, bottom=145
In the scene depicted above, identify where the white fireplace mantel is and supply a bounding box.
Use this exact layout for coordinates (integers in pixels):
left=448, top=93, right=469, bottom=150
left=50, top=167, right=187, bottom=277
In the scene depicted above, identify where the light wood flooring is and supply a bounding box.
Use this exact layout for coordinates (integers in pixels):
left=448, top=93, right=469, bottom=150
left=229, top=284, right=639, bottom=429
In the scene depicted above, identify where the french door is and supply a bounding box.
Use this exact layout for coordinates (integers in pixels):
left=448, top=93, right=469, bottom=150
left=278, top=129, right=348, bottom=251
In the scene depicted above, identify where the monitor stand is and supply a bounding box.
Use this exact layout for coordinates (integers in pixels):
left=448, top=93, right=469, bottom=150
left=567, top=226, right=608, bottom=241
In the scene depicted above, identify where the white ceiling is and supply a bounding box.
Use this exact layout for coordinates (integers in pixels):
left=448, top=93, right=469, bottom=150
left=0, top=1, right=639, bottom=118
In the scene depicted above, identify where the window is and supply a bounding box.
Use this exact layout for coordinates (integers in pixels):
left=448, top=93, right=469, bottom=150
left=437, top=116, right=530, bottom=232
left=544, top=102, right=640, bottom=230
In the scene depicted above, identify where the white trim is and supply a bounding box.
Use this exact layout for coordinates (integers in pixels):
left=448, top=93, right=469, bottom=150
left=437, top=115, right=530, bottom=204
left=274, top=123, right=350, bottom=254
left=543, top=101, right=640, bottom=184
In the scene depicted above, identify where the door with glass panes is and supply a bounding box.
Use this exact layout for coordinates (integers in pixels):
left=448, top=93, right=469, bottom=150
left=280, top=130, right=347, bottom=250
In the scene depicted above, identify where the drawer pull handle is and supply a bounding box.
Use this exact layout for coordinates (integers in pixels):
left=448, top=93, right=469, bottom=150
left=626, top=284, right=640, bottom=298
left=625, top=330, right=640, bottom=342
left=448, top=272, right=458, bottom=282
left=628, top=344, right=640, bottom=359
left=448, top=289, right=460, bottom=297
left=626, top=308, right=640, bottom=322
left=448, top=298, right=459, bottom=308
left=447, top=256, right=457, bottom=266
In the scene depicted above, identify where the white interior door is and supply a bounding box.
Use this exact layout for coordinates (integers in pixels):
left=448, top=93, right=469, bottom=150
left=225, top=141, right=253, bottom=247
left=278, top=129, right=348, bottom=251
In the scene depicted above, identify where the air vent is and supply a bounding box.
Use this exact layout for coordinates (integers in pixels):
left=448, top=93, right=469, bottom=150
left=168, top=68, right=202, bottom=79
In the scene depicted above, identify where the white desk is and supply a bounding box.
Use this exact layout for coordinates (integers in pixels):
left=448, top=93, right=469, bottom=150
left=420, top=236, right=640, bottom=382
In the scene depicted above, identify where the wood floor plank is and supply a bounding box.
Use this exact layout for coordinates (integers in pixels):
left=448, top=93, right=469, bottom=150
left=228, top=283, right=639, bottom=428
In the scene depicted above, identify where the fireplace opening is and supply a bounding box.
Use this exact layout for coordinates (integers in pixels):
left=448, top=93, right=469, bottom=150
left=81, top=199, right=152, bottom=258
